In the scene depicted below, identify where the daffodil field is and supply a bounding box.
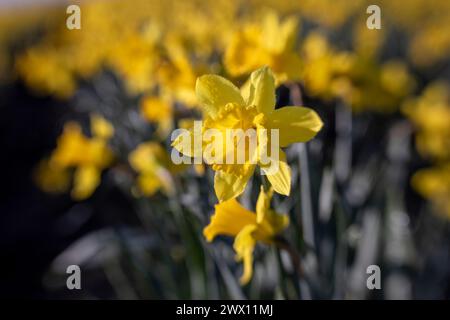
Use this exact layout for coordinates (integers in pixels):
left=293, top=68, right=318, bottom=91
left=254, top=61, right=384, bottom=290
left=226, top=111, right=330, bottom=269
left=1, top=0, right=450, bottom=299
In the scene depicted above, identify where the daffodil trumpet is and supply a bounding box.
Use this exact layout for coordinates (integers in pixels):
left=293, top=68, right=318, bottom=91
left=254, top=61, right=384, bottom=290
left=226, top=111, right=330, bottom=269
left=171, top=121, right=280, bottom=174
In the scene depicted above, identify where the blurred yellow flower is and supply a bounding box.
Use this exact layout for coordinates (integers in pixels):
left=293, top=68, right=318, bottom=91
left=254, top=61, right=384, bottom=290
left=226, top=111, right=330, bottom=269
left=107, top=31, right=159, bottom=94
left=140, top=96, right=173, bottom=138
left=403, top=81, right=450, bottom=160
left=224, top=10, right=302, bottom=83
left=204, top=187, right=289, bottom=284
left=35, top=115, right=114, bottom=200
left=173, top=66, right=323, bottom=202
left=301, top=32, right=348, bottom=98
left=91, top=113, right=115, bottom=140
left=128, top=142, right=176, bottom=197
left=71, top=165, right=101, bottom=200
left=51, top=118, right=113, bottom=169
left=300, top=32, right=415, bottom=113
left=412, top=164, right=450, bottom=219
left=15, top=47, right=76, bottom=99
left=405, top=81, right=450, bottom=218
left=157, top=34, right=210, bottom=108
left=34, top=158, right=71, bottom=194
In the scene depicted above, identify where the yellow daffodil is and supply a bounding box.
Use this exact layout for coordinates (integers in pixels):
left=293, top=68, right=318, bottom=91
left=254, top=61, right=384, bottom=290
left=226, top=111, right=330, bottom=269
left=404, top=81, right=450, bottom=219
left=300, top=32, right=415, bottom=113
left=301, top=32, right=346, bottom=98
left=140, top=96, right=173, bottom=138
left=204, top=187, right=289, bottom=284
left=128, top=142, right=177, bottom=197
left=224, top=11, right=302, bottom=83
left=15, top=47, right=76, bottom=99
left=173, top=66, right=323, bottom=202
left=36, top=115, right=114, bottom=200
left=178, top=118, right=207, bottom=176
left=107, top=31, right=159, bottom=94
left=157, top=34, right=210, bottom=108
left=412, top=164, right=450, bottom=219
left=91, top=113, right=115, bottom=140
left=403, top=81, right=450, bottom=160
left=34, top=158, right=71, bottom=194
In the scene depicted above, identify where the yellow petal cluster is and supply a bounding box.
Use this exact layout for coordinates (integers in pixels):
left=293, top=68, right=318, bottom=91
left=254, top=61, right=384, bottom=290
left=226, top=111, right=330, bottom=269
left=403, top=82, right=450, bottom=160
left=224, top=10, right=302, bottom=83
left=35, top=114, right=114, bottom=200
left=173, top=66, right=323, bottom=202
left=204, top=187, right=289, bottom=284
left=128, top=142, right=182, bottom=197
left=404, top=81, right=450, bottom=219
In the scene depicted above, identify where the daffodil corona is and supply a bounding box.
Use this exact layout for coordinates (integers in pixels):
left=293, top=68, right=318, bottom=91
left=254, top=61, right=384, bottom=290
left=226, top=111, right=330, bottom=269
left=172, top=66, right=323, bottom=202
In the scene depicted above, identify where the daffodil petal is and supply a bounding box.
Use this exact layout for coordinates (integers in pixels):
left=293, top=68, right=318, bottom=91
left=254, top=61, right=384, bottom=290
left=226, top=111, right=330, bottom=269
left=240, top=77, right=253, bottom=103
left=171, top=126, right=203, bottom=159
left=267, top=106, right=323, bottom=147
left=248, top=66, right=276, bottom=115
left=279, top=16, right=299, bottom=52
left=203, top=198, right=257, bottom=242
left=71, top=165, right=101, bottom=200
left=234, top=224, right=258, bottom=285
left=196, top=75, right=244, bottom=119
left=256, top=185, right=273, bottom=223
left=91, top=114, right=114, bottom=140
left=136, top=172, right=162, bottom=196
left=261, top=150, right=291, bottom=196
left=214, top=167, right=255, bottom=202
left=260, top=209, right=290, bottom=237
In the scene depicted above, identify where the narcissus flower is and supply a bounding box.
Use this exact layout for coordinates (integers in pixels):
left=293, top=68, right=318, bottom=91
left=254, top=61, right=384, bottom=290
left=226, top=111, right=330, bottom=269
left=301, top=33, right=415, bottom=113
left=35, top=114, right=114, bottom=200
left=412, top=163, right=450, bottom=219
left=204, top=187, right=289, bottom=284
left=172, top=66, right=323, bottom=202
left=403, top=81, right=450, bottom=160
left=157, top=34, right=207, bottom=108
left=128, top=142, right=179, bottom=197
left=224, top=11, right=302, bottom=83
left=140, top=96, right=173, bottom=138
left=15, top=47, right=76, bottom=99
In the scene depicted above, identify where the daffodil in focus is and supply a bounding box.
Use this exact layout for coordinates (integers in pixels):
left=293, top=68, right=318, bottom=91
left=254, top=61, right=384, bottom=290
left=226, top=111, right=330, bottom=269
left=178, top=119, right=207, bottom=176
left=129, top=142, right=178, bottom=197
left=35, top=114, right=114, bottom=200
left=172, top=66, right=323, bottom=202
left=204, top=187, right=289, bottom=284
left=224, top=11, right=302, bottom=83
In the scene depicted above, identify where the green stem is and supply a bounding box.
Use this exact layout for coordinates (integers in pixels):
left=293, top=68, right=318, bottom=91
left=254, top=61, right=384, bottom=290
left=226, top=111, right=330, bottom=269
left=261, top=171, right=270, bottom=192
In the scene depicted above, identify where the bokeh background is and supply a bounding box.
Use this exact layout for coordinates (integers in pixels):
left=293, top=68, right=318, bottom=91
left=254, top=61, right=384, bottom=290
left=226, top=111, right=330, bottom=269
left=0, top=0, right=450, bottom=299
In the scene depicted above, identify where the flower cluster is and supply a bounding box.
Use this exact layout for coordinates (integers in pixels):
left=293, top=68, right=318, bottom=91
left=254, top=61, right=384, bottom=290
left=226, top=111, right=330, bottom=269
left=35, top=115, right=114, bottom=200
left=404, top=82, right=450, bottom=218
left=3, top=0, right=449, bottom=289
